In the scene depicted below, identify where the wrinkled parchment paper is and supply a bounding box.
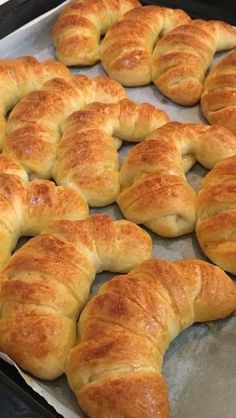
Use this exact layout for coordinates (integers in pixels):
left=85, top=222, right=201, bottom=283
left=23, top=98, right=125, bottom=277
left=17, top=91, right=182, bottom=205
left=0, top=3, right=235, bottom=417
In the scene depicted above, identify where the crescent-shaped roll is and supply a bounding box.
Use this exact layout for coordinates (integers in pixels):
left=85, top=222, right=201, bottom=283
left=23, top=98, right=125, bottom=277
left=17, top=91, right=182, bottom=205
left=118, top=122, right=236, bottom=237
left=201, top=50, right=236, bottom=135
left=52, top=0, right=141, bottom=66
left=0, top=56, right=70, bottom=148
left=0, top=155, right=88, bottom=269
left=101, top=5, right=190, bottom=86
left=196, top=155, right=236, bottom=274
left=53, top=98, right=169, bottom=206
left=3, top=74, right=126, bottom=178
left=0, top=215, right=152, bottom=380
left=66, top=258, right=236, bottom=418
left=152, top=20, right=236, bottom=105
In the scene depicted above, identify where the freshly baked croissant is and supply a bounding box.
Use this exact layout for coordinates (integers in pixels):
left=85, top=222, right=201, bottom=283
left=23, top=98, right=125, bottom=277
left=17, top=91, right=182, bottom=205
left=201, top=50, right=236, bottom=135
left=52, top=0, right=141, bottom=65
left=66, top=258, right=236, bottom=418
left=197, top=155, right=236, bottom=274
left=0, top=214, right=152, bottom=380
left=4, top=74, right=126, bottom=179
left=0, top=155, right=88, bottom=269
left=0, top=56, right=70, bottom=148
left=101, top=5, right=191, bottom=86
left=101, top=11, right=236, bottom=104
left=152, top=20, right=236, bottom=105
left=118, top=122, right=236, bottom=237
left=53, top=98, right=169, bottom=206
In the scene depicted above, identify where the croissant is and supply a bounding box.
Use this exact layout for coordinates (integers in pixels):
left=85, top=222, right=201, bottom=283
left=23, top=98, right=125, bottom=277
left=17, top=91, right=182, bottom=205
left=101, top=12, right=236, bottom=104
left=0, top=56, right=70, bottom=148
left=66, top=258, right=236, bottom=418
left=197, top=155, right=236, bottom=274
left=201, top=50, right=236, bottom=135
left=152, top=20, right=236, bottom=105
left=0, top=155, right=88, bottom=269
left=101, top=5, right=191, bottom=86
left=4, top=74, right=126, bottom=179
left=118, top=121, right=236, bottom=237
left=53, top=98, right=169, bottom=206
left=0, top=214, right=152, bottom=380
left=52, top=0, right=141, bottom=65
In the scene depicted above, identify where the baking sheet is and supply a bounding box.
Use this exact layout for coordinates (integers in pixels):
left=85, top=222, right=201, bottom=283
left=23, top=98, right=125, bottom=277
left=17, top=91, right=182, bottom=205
left=0, top=2, right=235, bottom=418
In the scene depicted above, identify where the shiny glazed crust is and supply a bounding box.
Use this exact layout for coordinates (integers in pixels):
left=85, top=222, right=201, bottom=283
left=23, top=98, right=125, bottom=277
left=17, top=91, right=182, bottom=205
left=4, top=74, right=126, bottom=179
left=52, top=0, right=141, bottom=65
left=118, top=121, right=236, bottom=237
left=3, top=80, right=170, bottom=206
left=66, top=258, right=236, bottom=418
left=102, top=14, right=236, bottom=104
left=197, top=155, right=236, bottom=274
left=53, top=99, right=169, bottom=206
left=0, top=214, right=152, bottom=380
left=201, top=50, right=236, bottom=135
left=0, top=56, right=70, bottom=148
left=0, top=155, right=88, bottom=269
left=152, top=19, right=236, bottom=105
left=101, top=6, right=190, bottom=86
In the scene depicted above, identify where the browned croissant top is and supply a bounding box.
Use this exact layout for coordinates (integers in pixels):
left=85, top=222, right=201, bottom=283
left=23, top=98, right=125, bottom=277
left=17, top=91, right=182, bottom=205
left=101, top=13, right=236, bottom=104
left=0, top=155, right=88, bottom=269
left=118, top=121, right=236, bottom=237
left=53, top=98, right=169, bottom=206
left=52, top=0, right=141, bottom=65
left=4, top=74, right=126, bottom=179
left=101, top=5, right=191, bottom=86
left=0, top=56, right=70, bottom=147
left=3, top=77, right=169, bottom=206
left=197, top=155, right=236, bottom=274
left=152, top=19, right=236, bottom=105
left=67, top=258, right=236, bottom=418
left=201, top=50, right=236, bottom=135
left=0, top=215, right=152, bottom=379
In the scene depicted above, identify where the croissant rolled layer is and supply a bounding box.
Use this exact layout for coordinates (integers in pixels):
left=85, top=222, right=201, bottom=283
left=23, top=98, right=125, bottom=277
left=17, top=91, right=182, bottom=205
left=0, top=215, right=152, bottom=379
left=67, top=258, right=236, bottom=418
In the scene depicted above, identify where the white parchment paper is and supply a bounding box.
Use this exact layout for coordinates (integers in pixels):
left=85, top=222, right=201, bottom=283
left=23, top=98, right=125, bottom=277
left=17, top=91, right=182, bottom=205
left=0, top=3, right=235, bottom=417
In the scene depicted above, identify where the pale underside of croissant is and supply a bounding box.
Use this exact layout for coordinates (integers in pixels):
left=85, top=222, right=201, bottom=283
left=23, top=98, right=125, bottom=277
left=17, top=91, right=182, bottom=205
left=66, top=258, right=236, bottom=418
left=0, top=56, right=70, bottom=148
left=201, top=50, right=236, bottom=135
left=0, top=215, right=152, bottom=380
left=101, top=5, right=191, bottom=87
left=53, top=99, right=169, bottom=206
left=4, top=78, right=169, bottom=205
left=118, top=121, right=236, bottom=237
left=197, top=155, right=236, bottom=275
left=101, top=11, right=236, bottom=105
left=0, top=154, right=88, bottom=270
left=52, top=0, right=141, bottom=65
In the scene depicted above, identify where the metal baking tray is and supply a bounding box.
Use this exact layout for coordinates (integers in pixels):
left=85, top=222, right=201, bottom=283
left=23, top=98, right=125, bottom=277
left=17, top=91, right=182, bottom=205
left=0, top=1, right=235, bottom=417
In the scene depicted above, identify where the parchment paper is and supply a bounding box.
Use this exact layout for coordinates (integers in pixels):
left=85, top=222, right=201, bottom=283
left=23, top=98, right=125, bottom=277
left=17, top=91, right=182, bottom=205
left=0, top=3, right=235, bottom=417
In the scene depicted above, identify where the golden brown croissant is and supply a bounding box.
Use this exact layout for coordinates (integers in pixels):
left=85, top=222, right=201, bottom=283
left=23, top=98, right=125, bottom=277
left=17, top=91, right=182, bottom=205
left=196, top=155, right=236, bottom=274
left=0, top=155, right=88, bottom=269
left=118, top=121, right=236, bottom=237
left=0, top=214, right=152, bottom=380
left=0, top=56, right=70, bottom=148
left=201, top=50, right=236, bottom=135
left=152, top=20, right=236, bottom=105
left=53, top=98, right=169, bottom=206
left=101, top=12, right=236, bottom=104
left=52, top=0, right=141, bottom=65
left=4, top=74, right=126, bottom=179
left=66, top=258, right=236, bottom=418
left=101, top=5, right=190, bottom=86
